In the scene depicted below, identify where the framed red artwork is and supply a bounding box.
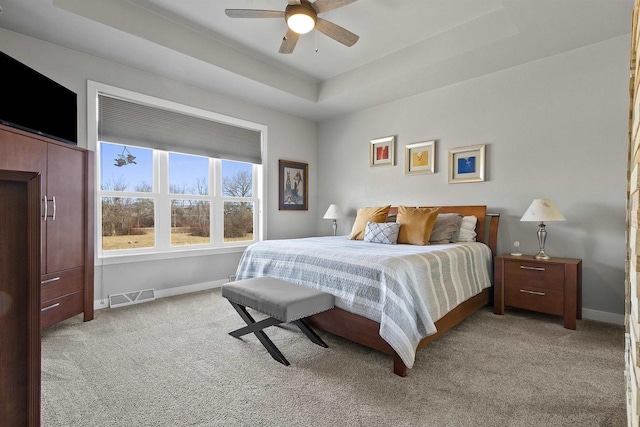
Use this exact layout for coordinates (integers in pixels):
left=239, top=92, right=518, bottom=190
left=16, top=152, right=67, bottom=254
left=370, top=136, right=395, bottom=167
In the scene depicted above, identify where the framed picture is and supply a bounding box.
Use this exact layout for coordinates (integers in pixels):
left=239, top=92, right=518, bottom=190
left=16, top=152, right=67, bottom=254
left=448, top=144, right=486, bottom=183
left=279, top=160, right=308, bottom=210
left=370, top=136, right=395, bottom=167
left=405, top=140, right=435, bottom=175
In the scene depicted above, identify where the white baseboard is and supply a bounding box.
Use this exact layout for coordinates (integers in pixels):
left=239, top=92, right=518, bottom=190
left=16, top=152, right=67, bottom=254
left=582, top=308, right=624, bottom=325
left=94, top=286, right=626, bottom=326
left=94, top=279, right=228, bottom=310
left=94, top=299, right=109, bottom=311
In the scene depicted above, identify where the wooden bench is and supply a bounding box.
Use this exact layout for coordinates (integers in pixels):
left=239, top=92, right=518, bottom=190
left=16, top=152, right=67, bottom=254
left=221, top=277, right=335, bottom=366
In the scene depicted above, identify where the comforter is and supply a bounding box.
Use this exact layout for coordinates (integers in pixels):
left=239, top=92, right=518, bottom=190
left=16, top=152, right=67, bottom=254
left=235, top=236, right=492, bottom=368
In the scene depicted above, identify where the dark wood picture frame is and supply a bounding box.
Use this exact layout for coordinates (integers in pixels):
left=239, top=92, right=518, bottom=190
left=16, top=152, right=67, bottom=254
left=278, top=160, right=308, bottom=210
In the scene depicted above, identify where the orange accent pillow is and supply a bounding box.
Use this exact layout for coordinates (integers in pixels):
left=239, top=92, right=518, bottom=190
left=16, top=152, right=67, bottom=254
left=396, top=206, right=440, bottom=245
left=349, top=205, right=391, bottom=240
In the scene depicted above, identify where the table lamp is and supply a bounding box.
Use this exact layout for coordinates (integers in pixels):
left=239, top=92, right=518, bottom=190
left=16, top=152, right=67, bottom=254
left=323, top=204, right=344, bottom=236
left=520, top=199, right=566, bottom=260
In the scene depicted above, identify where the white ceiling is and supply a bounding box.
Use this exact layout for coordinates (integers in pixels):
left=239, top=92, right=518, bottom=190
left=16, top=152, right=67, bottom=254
left=0, top=0, right=633, bottom=121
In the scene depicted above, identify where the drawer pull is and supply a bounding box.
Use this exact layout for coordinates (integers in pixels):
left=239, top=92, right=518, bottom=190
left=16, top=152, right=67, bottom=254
left=520, top=266, right=545, bottom=271
left=41, top=303, right=60, bottom=312
left=41, top=277, right=61, bottom=284
left=520, top=289, right=546, bottom=296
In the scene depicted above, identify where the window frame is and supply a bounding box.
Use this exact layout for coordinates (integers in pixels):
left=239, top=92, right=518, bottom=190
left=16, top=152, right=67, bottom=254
left=88, top=82, right=267, bottom=264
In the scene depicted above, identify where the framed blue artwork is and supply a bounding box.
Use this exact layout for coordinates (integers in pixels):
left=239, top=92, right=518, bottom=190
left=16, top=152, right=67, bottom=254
left=448, top=144, right=486, bottom=183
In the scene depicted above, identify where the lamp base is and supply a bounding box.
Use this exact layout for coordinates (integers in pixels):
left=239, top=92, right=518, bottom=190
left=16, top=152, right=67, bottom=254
left=534, top=222, right=551, bottom=260
left=533, top=251, right=550, bottom=260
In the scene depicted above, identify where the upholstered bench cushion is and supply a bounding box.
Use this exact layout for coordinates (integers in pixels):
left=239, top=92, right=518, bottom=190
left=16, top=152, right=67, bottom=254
left=222, top=277, right=334, bottom=322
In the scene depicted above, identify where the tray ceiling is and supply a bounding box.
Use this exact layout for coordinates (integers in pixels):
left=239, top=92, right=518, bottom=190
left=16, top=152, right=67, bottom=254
left=0, top=0, right=632, bottom=121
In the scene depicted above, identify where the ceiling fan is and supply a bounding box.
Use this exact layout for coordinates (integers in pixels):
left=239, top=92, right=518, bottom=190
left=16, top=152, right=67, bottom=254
left=225, top=0, right=359, bottom=54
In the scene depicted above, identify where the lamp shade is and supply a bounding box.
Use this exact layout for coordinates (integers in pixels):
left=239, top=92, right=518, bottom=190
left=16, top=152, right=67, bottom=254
left=323, top=204, right=344, bottom=220
left=520, top=199, right=566, bottom=222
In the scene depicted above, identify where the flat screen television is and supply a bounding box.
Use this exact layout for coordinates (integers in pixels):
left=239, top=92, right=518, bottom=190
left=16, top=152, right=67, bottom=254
left=0, top=51, right=77, bottom=145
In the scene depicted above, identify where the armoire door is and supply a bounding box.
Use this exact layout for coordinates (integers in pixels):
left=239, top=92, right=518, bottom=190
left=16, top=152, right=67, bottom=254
left=0, top=170, right=41, bottom=426
left=44, top=143, right=85, bottom=273
left=0, top=127, right=48, bottom=272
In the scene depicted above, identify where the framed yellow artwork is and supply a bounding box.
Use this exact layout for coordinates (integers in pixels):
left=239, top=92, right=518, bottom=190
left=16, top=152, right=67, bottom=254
left=404, top=140, right=435, bottom=175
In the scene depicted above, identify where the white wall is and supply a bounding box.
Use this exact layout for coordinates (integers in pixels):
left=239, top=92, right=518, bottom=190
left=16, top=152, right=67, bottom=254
left=317, top=35, right=629, bottom=318
left=0, top=28, right=318, bottom=301
left=2, top=27, right=629, bottom=319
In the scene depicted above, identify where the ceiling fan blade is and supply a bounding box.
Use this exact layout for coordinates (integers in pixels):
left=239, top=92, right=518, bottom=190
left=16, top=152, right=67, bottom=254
left=288, top=0, right=301, bottom=4
left=315, top=18, right=359, bottom=47
left=279, top=29, right=300, bottom=54
left=225, top=9, right=286, bottom=19
left=312, top=0, right=357, bottom=14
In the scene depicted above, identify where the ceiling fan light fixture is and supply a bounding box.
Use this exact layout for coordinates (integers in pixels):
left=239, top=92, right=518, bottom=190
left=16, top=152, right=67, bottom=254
left=286, top=5, right=316, bottom=34
left=226, top=0, right=359, bottom=53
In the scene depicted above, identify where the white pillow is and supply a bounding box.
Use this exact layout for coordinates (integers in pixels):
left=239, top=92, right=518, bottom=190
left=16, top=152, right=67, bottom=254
left=364, top=221, right=401, bottom=245
left=454, top=215, right=477, bottom=242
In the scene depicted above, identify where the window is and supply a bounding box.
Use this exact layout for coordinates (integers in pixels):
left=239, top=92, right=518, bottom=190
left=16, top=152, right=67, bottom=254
left=89, top=82, right=265, bottom=258
left=98, top=142, right=259, bottom=254
left=222, top=160, right=254, bottom=243
left=169, top=153, right=211, bottom=246
left=100, top=143, right=155, bottom=250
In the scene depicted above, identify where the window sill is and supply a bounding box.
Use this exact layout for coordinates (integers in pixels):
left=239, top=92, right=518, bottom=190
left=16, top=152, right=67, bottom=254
left=96, top=244, right=249, bottom=266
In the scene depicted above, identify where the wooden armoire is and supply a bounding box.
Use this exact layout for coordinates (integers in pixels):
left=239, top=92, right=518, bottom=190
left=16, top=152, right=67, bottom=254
left=629, top=1, right=640, bottom=425
left=0, top=124, right=94, bottom=329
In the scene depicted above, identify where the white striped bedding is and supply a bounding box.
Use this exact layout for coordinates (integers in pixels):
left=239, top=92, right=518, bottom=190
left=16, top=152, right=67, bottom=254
left=235, top=236, right=492, bottom=368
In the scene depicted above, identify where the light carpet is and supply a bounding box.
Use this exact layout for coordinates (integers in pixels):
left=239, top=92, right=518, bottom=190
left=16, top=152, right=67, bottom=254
left=41, top=289, right=625, bottom=426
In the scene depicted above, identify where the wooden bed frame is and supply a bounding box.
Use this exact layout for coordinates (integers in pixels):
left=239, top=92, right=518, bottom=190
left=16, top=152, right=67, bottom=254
left=308, top=205, right=500, bottom=377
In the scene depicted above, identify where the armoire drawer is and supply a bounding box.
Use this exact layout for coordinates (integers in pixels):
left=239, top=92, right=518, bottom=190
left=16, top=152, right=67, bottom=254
left=41, top=267, right=84, bottom=303
left=40, top=290, right=84, bottom=329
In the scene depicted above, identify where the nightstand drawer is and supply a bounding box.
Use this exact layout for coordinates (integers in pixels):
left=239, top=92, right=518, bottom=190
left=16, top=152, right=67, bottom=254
left=504, top=261, right=565, bottom=291
left=40, top=290, right=84, bottom=329
left=505, top=283, right=563, bottom=316
left=41, top=267, right=84, bottom=303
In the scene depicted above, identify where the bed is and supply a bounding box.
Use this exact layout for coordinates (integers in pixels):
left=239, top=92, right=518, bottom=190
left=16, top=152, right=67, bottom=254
left=235, top=205, right=500, bottom=376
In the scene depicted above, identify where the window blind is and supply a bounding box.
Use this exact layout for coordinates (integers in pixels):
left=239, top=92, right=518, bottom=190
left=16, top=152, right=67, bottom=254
left=98, top=95, right=262, bottom=164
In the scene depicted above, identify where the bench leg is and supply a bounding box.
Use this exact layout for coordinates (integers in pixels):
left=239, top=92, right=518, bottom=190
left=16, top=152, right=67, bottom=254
left=293, top=319, right=328, bottom=348
left=229, top=316, right=283, bottom=338
left=228, top=302, right=290, bottom=366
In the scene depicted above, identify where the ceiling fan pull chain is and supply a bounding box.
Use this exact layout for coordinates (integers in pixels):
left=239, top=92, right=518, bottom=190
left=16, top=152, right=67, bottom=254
left=315, top=30, right=319, bottom=53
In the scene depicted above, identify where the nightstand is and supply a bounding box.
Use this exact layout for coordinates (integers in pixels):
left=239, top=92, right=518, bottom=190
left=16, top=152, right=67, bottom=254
left=493, top=254, right=582, bottom=329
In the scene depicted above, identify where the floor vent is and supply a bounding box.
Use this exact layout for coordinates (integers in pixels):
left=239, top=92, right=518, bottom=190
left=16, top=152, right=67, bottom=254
left=109, top=289, right=155, bottom=308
